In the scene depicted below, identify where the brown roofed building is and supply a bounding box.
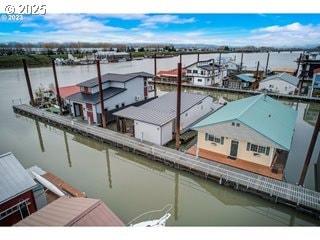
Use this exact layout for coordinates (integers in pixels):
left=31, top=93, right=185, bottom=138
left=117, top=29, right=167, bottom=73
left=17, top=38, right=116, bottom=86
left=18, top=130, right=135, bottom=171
left=15, top=197, right=124, bottom=226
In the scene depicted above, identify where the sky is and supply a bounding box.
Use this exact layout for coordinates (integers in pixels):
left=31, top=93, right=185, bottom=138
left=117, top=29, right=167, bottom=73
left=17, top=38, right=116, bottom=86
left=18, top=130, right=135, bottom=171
left=0, top=14, right=320, bottom=47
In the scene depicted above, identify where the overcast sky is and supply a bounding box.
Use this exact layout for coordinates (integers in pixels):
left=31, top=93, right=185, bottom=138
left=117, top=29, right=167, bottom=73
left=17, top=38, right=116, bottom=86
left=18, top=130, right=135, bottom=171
left=1, top=14, right=319, bottom=47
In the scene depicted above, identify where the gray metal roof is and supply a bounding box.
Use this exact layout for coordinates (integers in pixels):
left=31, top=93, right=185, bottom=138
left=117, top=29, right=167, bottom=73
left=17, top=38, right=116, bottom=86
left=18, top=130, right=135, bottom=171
left=260, top=72, right=299, bottom=86
left=78, top=72, right=154, bottom=88
left=113, top=92, right=209, bottom=126
left=15, top=197, right=125, bottom=226
left=67, top=87, right=126, bottom=104
left=0, top=152, right=36, bottom=204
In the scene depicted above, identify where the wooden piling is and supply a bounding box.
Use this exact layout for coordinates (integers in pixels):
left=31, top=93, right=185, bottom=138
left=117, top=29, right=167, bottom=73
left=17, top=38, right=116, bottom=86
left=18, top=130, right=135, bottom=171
left=265, top=52, right=270, bottom=77
left=175, top=62, right=182, bottom=150
left=240, top=53, right=244, bottom=72
left=256, top=61, right=260, bottom=82
left=22, top=59, right=35, bottom=106
left=299, top=112, right=320, bottom=186
left=96, top=60, right=106, bottom=128
left=52, top=60, right=63, bottom=115
left=154, top=53, right=157, bottom=97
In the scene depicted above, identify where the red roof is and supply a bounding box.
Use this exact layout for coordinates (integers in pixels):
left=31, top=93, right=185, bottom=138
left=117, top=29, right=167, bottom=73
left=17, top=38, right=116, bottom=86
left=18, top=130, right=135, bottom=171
left=52, top=85, right=80, bottom=99
left=158, top=68, right=186, bottom=77
left=314, top=68, right=320, bottom=74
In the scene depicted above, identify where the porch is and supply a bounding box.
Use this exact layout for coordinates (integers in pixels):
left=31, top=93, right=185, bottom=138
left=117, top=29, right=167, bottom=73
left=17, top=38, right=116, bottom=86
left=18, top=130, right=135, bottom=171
left=187, top=145, right=285, bottom=180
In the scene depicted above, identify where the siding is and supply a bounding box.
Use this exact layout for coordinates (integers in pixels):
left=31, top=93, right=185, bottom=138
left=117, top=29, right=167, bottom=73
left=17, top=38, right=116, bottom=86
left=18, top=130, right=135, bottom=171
left=134, top=120, right=161, bottom=144
left=258, top=79, right=297, bottom=94
left=161, top=121, right=173, bottom=145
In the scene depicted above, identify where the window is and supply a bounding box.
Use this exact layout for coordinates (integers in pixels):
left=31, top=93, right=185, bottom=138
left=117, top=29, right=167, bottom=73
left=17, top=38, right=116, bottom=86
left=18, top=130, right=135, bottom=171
left=205, top=133, right=224, bottom=145
left=201, top=70, right=204, bottom=75
left=232, top=122, right=235, bottom=126
left=144, top=81, right=147, bottom=86
left=247, top=142, right=270, bottom=156
left=115, top=104, right=119, bottom=109
left=121, top=103, right=125, bottom=107
left=269, top=84, right=274, bottom=88
left=187, top=69, right=192, bottom=73
left=185, top=113, right=188, bottom=117
left=198, top=79, right=203, bottom=82
left=193, top=70, right=198, bottom=74
left=236, top=123, right=240, bottom=127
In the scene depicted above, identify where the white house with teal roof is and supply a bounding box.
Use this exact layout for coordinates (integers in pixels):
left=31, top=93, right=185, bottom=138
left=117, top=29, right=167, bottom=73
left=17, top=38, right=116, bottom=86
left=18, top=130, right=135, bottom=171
left=192, top=94, right=297, bottom=167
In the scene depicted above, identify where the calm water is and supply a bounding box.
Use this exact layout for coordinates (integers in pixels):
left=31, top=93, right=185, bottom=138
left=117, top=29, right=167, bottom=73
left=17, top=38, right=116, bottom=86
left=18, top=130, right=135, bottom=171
left=0, top=52, right=320, bottom=226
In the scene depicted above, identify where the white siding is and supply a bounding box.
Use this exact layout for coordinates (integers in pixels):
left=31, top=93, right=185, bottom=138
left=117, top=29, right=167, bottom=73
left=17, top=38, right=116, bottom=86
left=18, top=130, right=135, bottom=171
left=161, top=121, right=173, bottom=145
left=91, top=82, right=111, bottom=94
left=258, top=79, right=297, bottom=94
left=110, top=82, right=125, bottom=89
left=134, top=120, right=161, bottom=145
left=198, top=120, right=283, bottom=149
left=180, top=97, right=213, bottom=130
left=124, top=77, right=145, bottom=102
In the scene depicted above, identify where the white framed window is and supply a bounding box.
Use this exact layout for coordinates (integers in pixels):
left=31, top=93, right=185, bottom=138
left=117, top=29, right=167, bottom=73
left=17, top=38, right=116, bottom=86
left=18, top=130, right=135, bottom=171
left=247, top=142, right=270, bottom=156
left=205, top=133, right=224, bottom=145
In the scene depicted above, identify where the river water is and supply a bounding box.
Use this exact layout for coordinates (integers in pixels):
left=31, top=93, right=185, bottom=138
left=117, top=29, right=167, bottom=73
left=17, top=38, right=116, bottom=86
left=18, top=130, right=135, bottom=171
left=0, top=52, right=320, bottom=226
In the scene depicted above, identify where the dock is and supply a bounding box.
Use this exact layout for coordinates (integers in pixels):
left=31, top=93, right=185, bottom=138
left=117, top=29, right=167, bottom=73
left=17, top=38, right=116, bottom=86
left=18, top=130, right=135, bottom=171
left=152, top=81, right=320, bottom=103
left=13, top=104, right=320, bottom=219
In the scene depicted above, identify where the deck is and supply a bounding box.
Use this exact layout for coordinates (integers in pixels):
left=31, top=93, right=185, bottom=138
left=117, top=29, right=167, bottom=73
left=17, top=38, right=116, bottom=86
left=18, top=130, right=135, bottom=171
left=13, top=104, right=320, bottom=218
left=187, top=145, right=284, bottom=180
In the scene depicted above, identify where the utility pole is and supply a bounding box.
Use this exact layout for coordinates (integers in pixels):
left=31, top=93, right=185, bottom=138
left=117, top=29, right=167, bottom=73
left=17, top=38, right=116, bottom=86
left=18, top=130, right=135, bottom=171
left=175, top=62, right=182, bottom=150
left=22, top=59, right=35, bottom=106
left=97, top=60, right=106, bottom=128
left=298, top=112, right=320, bottom=186
left=52, top=60, right=63, bottom=115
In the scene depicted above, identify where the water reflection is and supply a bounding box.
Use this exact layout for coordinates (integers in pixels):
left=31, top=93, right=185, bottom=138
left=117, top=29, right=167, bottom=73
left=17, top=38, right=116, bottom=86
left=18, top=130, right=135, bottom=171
left=303, top=103, right=320, bottom=126
left=63, top=131, right=72, bottom=168
left=35, top=119, right=45, bottom=152
left=106, top=148, right=112, bottom=189
left=174, top=172, right=179, bottom=220
left=314, top=151, right=320, bottom=192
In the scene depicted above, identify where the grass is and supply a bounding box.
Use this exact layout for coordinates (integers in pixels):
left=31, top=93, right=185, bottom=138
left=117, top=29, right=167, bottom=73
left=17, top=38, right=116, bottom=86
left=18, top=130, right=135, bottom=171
left=0, top=54, right=68, bottom=69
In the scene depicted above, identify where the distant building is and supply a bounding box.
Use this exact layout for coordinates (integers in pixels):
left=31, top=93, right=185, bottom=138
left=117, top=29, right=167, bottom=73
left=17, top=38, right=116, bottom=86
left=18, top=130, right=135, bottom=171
left=184, top=59, right=227, bottom=86
left=15, top=197, right=124, bottom=226
left=157, top=68, right=187, bottom=82
left=273, top=67, right=296, bottom=75
left=192, top=94, right=297, bottom=171
left=223, top=74, right=255, bottom=90
left=0, top=152, right=39, bottom=226
left=67, top=72, right=154, bottom=124
left=258, top=72, right=299, bottom=95
left=113, top=92, right=213, bottom=145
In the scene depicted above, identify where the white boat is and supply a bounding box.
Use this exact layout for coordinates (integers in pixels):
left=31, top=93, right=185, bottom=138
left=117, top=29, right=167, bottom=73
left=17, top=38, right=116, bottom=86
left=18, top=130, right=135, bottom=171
left=31, top=171, right=66, bottom=197
left=127, top=204, right=172, bottom=227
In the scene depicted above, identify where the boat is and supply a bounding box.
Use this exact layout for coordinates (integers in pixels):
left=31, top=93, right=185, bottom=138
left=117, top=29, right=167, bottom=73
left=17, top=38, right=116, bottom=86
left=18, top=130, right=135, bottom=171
left=127, top=204, right=172, bottom=227
left=31, top=171, right=66, bottom=197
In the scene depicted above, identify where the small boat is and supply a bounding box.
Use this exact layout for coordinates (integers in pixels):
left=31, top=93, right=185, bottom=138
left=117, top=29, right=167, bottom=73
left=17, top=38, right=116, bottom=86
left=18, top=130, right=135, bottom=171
left=31, top=171, right=66, bottom=197
left=127, top=204, right=172, bottom=227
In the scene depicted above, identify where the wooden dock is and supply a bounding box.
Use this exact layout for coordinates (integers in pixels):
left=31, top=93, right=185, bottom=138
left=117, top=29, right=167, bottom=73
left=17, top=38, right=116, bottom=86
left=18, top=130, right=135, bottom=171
left=13, top=104, right=320, bottom=219
left=152, top=81, right=320, bottom=103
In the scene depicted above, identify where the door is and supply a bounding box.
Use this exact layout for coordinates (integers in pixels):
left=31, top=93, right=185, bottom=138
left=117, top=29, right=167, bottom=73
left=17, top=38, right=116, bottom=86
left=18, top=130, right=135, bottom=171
left=230, top=140, right=239, bottom=158
left=74, top=103, right=82, bottom=116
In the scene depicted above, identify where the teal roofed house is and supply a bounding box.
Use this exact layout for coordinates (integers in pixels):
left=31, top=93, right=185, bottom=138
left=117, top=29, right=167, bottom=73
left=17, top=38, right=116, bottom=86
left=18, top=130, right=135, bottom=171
left=192, top=94, right=297, bottom=169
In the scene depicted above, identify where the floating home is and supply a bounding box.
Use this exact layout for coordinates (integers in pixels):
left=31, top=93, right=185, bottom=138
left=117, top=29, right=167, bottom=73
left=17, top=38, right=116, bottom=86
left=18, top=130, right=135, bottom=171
left=258, top=72, right=299, bottom=95
left=191, top=94, right=297, bottom=179
left=0, top=152, right=41, bottom=226
left=66, top=72, right=154, bottom=124
left=223, top=74, right=255, bottom=90
left=113, top=92, right=213, bottom=145
left=185, top=59, right=227, bottom=86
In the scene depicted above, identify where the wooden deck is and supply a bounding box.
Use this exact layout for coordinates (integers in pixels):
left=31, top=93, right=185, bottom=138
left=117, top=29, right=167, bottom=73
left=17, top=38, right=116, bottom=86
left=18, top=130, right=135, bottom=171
left=187, top=145, right=284, bottom=180
left=13, top=104, right=320, bottom=218
left=42, top=172, right=86, bottom=198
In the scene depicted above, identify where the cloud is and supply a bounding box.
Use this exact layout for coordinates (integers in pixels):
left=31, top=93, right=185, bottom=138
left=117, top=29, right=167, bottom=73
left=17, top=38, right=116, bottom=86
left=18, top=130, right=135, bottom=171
left=254, top=22, right=309, bottom=33
left=139, top=15, right=195, bottom=28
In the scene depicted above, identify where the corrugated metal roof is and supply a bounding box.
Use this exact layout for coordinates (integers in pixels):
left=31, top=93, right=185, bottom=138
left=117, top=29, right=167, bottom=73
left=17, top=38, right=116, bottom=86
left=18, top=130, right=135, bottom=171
left=78, top=72, right=154, bottom=88
left=15, top=197, right=124, bottom=226
left=0, top=152, right=36, bottom=204
left=260, top=72, right=299, bottom=86
left=113, top=92, right=209, bottom=126
left=67, top=87, right=126, bottom=104
left=235, top=74, right=254, bottom=83
left=192, top=94, right=297, bottom=150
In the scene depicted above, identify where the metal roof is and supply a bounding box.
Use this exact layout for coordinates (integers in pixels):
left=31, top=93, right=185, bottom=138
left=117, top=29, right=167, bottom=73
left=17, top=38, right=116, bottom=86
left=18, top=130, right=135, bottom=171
left=235, top=74, right=254, bottom=83
left=260, top=72, right=299, bottom=86
left=78, top=72, right=154, bottom=88
left=114, top=92, right=209, bottom=126
left=67, top=87, right=126, bottom=104
left=0, top=152, right=36, bottom=204
left=15, top=197, right=125, bottom=226
left=192, top=94, right=297, bottom=151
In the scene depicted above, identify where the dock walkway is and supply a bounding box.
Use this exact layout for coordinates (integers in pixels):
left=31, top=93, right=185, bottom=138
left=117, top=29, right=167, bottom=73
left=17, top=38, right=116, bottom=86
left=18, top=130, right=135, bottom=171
left=13, top=104, right=320, bottom=218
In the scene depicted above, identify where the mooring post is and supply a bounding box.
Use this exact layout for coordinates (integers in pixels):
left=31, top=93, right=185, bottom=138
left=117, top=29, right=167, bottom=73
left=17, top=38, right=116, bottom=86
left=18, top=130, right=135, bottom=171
left=22, top=59, right=35, bottom=106
left=265, top=52, right=270, bottom=77
left=154, top=53, right=157, bottom=97
left=175, top=62, right=182, bottom=150
left=298, top=112, right=320, bottom=186
left=96, top=60, right=106, bottom=128
left=52, top=60, right=63, bottom=115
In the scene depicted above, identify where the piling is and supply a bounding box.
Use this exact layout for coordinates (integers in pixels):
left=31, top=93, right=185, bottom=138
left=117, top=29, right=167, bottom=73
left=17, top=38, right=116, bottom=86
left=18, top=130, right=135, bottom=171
left=265, top=52, right=270, bottom=77
left=175, top=62, right=182, bottom=150
left=154, top=53, right=157, bottom=97
left=52, top=60, right=63, bottom=115
left=22, top=59, right=35, bottom=106
left=96, top=60, right=106, bottom=128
